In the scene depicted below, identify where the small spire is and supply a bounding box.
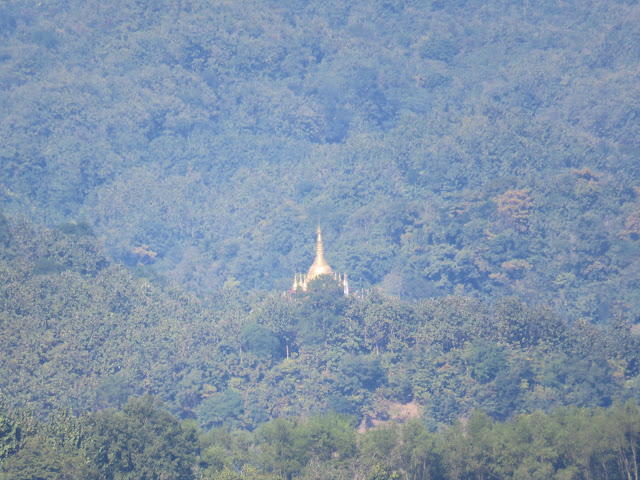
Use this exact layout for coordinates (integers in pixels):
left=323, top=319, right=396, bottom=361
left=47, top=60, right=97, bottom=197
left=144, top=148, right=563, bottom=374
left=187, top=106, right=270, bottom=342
left=316, top=226, right=324, bottom=257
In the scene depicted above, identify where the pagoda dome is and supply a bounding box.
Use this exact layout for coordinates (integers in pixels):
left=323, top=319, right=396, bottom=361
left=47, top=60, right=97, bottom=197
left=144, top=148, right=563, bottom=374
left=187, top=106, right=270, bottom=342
left=306, top=227, right=333, bottom=283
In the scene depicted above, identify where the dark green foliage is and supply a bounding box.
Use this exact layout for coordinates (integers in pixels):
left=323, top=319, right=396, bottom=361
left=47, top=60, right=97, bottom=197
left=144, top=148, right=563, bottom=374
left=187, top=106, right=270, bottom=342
left=84, top=396, right=197, bottom=480
left=256, top=413, right=356, bottom=479
left=197, top=391, right=245, bottom=430
left=31, top=30, right=58, bottom=50
left=464, top=340, right=507, bottom=384
left=303, top=412, right=357, bottom=463
left=326, top=394, right=356, bottom=416
left=0, top=435, right=89, bottom=480
left=256, top=418, right=308, bottom=480
left=0, top=209, right=9, bottom=249
left=0, top=407, right=89, bottom=479
left=388, top=372, right=413, bottom=403
left=57, top=222, right=94, bottom=236
left=242, top=323, right=281, bottom=358
left=32, top=258, right=66, bottom=275
left=0, top=404, right=19, bottom=462
left=95, top=374, right=133, bottom=409
left=418, top=38, right=459, bottom=63
left=339, top=355, right=387, bottom=393
left=296, top=276, right=346, bottom=345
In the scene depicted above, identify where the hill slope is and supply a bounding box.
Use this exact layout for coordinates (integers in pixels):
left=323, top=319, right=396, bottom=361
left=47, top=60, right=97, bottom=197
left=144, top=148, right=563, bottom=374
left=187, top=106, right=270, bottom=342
left=1, top=0, right=639, bottom=323
left=2, top=214, right=640, bottom=431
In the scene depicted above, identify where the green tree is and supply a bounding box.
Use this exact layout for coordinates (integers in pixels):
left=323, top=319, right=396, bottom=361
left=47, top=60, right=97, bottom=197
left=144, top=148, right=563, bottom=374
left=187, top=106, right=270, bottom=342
left=303, top=412, right=356, bottom=464
left=83, top=396, right=197, bottom=480
left=0, top=435, right=93, bottom=480
left=242, top=323, right=281, bottom=359
left=296, top=276, right=346, bottom=346
left=464, top=340, right=508, bottom=384
left=197, top=390, right=245, bottom=430
left=397, top=419, right=443, bottom=480
left=256, top=418, right=308, bottom=480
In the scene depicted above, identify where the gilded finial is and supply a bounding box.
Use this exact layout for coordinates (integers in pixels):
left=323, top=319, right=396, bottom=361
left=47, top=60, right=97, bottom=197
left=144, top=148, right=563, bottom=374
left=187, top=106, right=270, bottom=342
left=316, top=226, right=324, bottom=256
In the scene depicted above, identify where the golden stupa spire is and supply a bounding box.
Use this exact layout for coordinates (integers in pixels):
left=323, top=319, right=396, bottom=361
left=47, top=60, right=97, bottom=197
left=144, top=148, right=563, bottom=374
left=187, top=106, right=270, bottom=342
left=306, top=226, right=333, bottom=283
left=289, top=226, right=351, bottom=296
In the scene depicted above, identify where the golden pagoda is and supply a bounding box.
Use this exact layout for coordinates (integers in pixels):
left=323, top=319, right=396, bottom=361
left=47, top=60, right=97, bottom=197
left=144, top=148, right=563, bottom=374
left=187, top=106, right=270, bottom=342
left=306, top=227, right=333, bottom=282
left=291, top=227, right=349, bottom=295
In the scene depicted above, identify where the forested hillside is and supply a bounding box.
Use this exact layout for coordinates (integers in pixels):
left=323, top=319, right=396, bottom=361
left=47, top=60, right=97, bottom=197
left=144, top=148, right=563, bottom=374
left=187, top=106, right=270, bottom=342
left=1, top=0, right=639, bottom=322
left=2, top=0, right=640, bottom=477
left=2, top=214, right=640, bottom=431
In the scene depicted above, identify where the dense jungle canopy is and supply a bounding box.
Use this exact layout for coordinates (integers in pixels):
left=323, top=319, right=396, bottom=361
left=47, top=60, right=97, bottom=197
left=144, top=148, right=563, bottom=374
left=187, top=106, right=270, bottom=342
left=1, top=0, right=639, bottom=320
left=2, top=0, right=640, bottom=478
